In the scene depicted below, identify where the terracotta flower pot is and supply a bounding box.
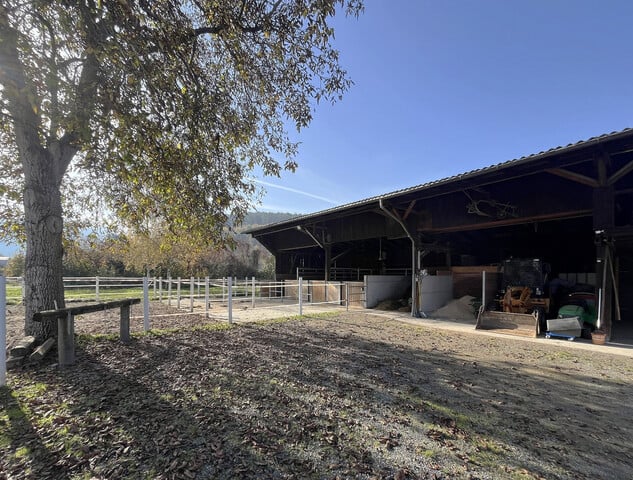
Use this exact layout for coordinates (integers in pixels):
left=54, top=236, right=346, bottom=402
left=591, top=330, right=607, bottom=345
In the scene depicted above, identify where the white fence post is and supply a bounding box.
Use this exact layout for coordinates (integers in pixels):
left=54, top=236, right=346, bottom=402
left=158, top=277, right=163, bottom=301
left=143, top=277, right=150, bottom=332
left=251, top=276, right=256, bottom=309
left=190, top=276, right=194, bottom=312
left=227, top=276, right=233, bottom=324
left=95, top=276, right=100, bottom=302
left=346, top=283, right=349, bottom=311
left=177, top=277, right=181, bottom=309
left=205, top=277, right=210, bottom=318
left=153, top=277, right=157, bottom=298
left=298, top=277, right=303, bottom=315
left=0, top=264, right=7, bottom=387
left=167, top=276, right=172, bottom=306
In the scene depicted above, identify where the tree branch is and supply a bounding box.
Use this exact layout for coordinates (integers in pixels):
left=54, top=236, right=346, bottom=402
left=194, top=23, right=263, bottom=36
left=0, top=6, right=45, bottom=158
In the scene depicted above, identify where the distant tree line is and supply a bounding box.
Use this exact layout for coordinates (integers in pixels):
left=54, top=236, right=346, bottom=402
left=3, top=212, right=297, bottom=278
left=5, top=236, right=275, bottom=278
left=5, top=232, right=275, bottom=279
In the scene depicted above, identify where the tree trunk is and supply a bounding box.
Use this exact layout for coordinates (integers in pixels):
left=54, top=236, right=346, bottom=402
left=1, top=4, right=74, bottom=341
left=23, top=148, right=66, bottom=341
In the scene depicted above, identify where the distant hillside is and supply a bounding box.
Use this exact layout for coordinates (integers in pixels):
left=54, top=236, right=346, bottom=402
left=242, top=211, right=299, bottom=228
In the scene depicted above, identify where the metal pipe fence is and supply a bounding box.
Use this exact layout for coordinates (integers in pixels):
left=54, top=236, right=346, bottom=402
left=4, top=276, right=366, bottom=321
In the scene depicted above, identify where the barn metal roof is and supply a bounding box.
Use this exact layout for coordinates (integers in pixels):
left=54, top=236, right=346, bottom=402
left=246, top=127, right=633, bottom=235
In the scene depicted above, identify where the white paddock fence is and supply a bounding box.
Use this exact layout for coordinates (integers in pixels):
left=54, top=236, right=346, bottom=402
left=1, top=276, right=366, bottom=384
left=5, top=276, right=365, bottom=316
left=153, top=276, right=364, bottom=321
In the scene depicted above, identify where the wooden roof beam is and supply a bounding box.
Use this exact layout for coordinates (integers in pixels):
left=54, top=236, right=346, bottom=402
left=422, top=209, right=592, bottom=233
left=403, top=200, right=417, bottom=220
left=608, top=161, right=633, bottom=186
left=546, top=168, right=598, bottom=188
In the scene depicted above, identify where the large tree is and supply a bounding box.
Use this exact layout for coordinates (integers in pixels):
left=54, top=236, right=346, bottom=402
left=0, top=0, right=362, bottom=340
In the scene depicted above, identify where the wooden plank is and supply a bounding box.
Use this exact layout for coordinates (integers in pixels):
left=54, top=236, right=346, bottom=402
left=33, top=298, right=141, bottom=321
left=30, top=338, right=55, bottom=362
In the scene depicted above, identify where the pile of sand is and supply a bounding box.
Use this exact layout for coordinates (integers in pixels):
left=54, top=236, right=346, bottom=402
left=430, top=295, right=477, bottom=320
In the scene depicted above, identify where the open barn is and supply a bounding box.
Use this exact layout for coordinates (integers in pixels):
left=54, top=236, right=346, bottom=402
left=247, top=129, right=633, bottom=343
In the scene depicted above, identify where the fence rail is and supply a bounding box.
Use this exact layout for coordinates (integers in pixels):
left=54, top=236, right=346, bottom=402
left=4, top=276, right=366, bottom=315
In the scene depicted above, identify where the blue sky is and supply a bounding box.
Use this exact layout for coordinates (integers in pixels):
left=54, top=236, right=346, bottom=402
left=3, top=1, right=633, bottom=256
left=255, top=0, right=633, bottom=213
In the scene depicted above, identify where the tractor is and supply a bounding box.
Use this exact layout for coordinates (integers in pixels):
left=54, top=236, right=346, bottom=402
left=476, top=258, right=551, bottom=337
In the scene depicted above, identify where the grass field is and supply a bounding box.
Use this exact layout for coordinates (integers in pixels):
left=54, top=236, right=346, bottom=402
left=4, top=282, right=261, bottom=305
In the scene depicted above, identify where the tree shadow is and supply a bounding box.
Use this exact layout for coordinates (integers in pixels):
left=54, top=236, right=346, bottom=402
left=3, top=316, right=633, bottom=479
left=0, top=385, right=67, bottom=478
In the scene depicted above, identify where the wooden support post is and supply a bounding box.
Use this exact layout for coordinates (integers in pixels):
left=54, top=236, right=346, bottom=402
left=120, top=304, right=130, bottom=343
left=593, top=153, right=615, bottom=337
left=58, top=312, right=75, bottom=366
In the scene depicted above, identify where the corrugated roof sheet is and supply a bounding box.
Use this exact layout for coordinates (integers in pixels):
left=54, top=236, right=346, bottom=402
left=246, top=127, right=633, bottom=234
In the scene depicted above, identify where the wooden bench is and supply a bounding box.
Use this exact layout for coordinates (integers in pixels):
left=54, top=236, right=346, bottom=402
left=33, top=298, right=141, bottom=366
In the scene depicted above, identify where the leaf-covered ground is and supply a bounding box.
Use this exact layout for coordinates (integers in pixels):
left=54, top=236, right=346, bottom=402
left=2, top=312, right=633, bottom=479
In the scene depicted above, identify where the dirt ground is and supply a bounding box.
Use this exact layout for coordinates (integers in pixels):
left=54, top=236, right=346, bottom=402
left=2, top=303, right=633, bottom=479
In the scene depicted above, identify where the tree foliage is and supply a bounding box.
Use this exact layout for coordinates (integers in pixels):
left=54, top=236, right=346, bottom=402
left=0, top=0, right=361, bottom=244
left=0, top=0, right=362, bottom=338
